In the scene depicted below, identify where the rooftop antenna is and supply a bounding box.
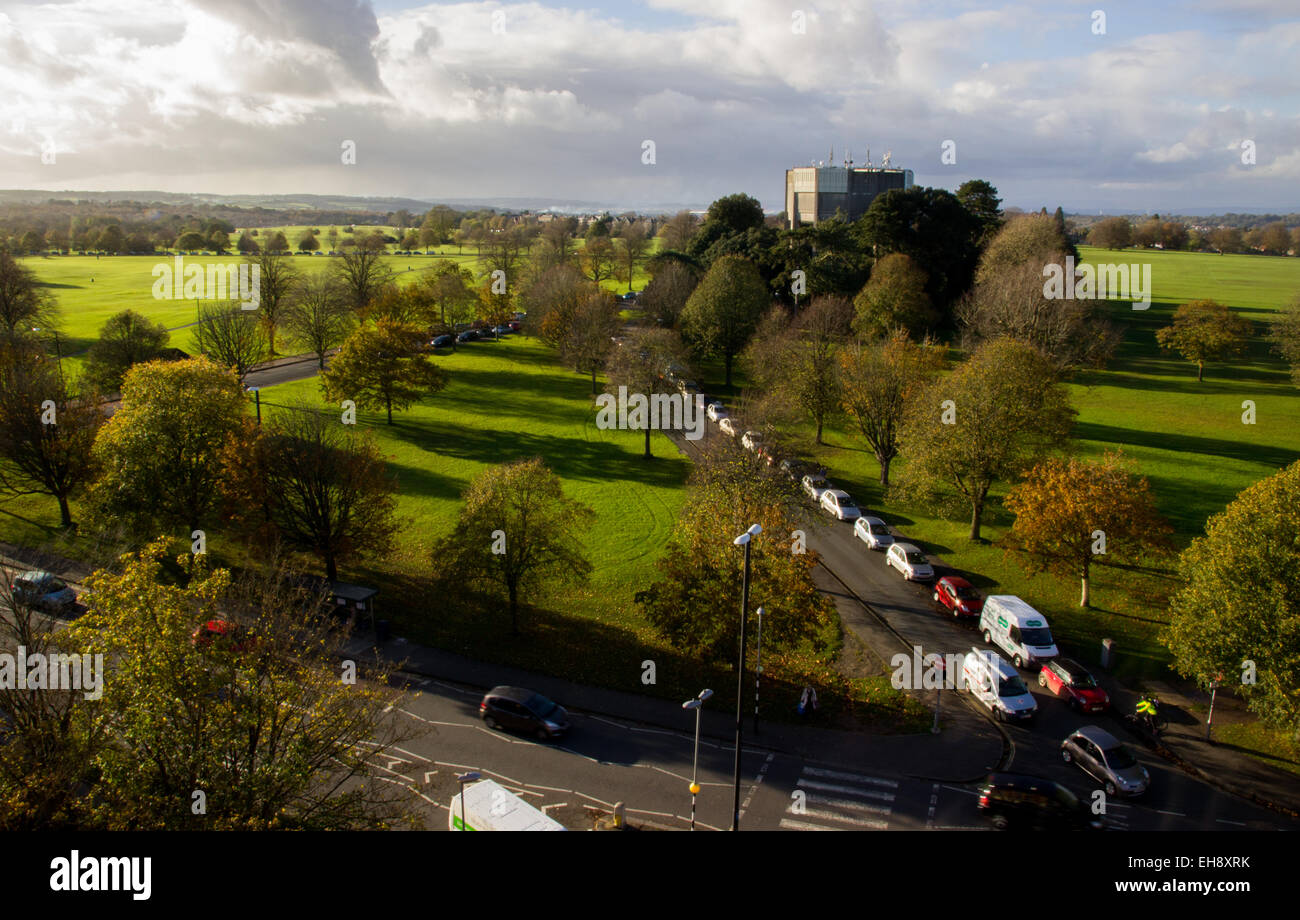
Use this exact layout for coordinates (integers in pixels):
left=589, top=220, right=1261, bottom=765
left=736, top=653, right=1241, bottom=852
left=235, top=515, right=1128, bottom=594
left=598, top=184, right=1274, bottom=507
left=848, top=146, right=853, bottom=168
left=882, top=150, right=891, bottom=168
left=866, top=147, right=871, bottom=168
left=829, top=144, right=834, bottom=166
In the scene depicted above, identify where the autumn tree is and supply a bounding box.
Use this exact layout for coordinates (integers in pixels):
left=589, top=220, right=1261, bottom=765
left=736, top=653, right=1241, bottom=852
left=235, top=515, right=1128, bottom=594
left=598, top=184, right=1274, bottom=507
left=63, top=541, right=416, bottom=829
left=431, top=458, right=594, bottom=634
left=1003, top=453, right=1172, bottom=607
left=0, top=251, right=58, bottom=340
left=680, top=254, right=769, bottom=386
left=285, top=274, right=354, bottom=369
left=659, top=210, right=699, bottom=252
left=332, top=237, right=394, bottom=314
left=1270, top=292, right=1300, bottom=386
left=636, top=436, right=835, bottom=664
left=603, top=328, right=693, bottom=458
left=1165, top=461, right=1300, bottom=735
left=88, top=357, right=247, bottom=537
left=640, top=260, right=699, bottom=329
left=247, top=250, right=300, bottom=356
left=0, top=342, right=102, bottom=527
left=1155, top=299, right=1253, bottom=381
left=320, top=321, right=447, bottom=425
left=839, top=330, right=944, bottom=486
left=853, top=253, right=935, bottom=340
left=420, top=261, right=478, bottom=330
left=615, top=222, right=651, bottom=290
left=581, top=234, right=617, bottom=285
left=898, top=339, right=1076, bottom=541
left=1088, top=217, right=1132, bottom=250
left=83, top=309, right=171, bottom=393
left=561, top=292, right=621, bottom=394
left=222, top=403, right=398, bottom=581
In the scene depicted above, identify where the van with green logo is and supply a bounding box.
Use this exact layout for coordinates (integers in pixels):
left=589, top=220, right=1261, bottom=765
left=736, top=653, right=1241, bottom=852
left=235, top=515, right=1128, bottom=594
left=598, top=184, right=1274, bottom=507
left=979, top=595, right=1059, bottom=669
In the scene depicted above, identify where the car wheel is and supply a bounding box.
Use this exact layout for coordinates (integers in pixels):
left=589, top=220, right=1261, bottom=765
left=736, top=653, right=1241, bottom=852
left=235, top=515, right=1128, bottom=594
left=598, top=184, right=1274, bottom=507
left=983, top=629, right=992, bottom=645
left=990, top=814, right=1009, bottom=830
left=485, top=716, right=501, bottom=730
left=1105, top=781, right=1117, bottom=797
left=1013, top=654, right=1024, bottom=669
left=1038, top=671, right=1048, bottom=687
left=932, top=591, right=940, bottom=602
left=536, top=727, right=551, bottom=741
left=1061, top=748, right=1072, bottom=763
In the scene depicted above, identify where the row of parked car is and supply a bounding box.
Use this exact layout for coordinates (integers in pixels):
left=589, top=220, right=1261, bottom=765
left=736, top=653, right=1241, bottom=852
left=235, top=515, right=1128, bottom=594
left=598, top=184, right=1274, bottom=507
left=788, top=453, right=1151, bottom=817
left=430, top=313, right=525, bottom=348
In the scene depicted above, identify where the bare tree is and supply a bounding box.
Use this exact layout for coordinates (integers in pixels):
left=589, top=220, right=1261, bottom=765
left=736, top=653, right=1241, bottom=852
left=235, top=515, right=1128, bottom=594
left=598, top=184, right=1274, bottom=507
left=194, top=301, right=268, bottom=382
left=285, top=275, right=355, bottom=370
left=332, top=237, right=394, bottom=314
left=615, top=222, right=650, bottom=291
left=640, top=260, right=700, bottom=329
left=247, top=250, right=300, bottom=355
left=0, top=251, right=58, bottom=340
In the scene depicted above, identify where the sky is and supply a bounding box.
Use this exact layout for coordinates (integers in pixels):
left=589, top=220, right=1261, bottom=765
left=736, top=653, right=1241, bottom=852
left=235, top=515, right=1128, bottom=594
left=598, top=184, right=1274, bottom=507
left=0, top=0, right=1297, bottom=213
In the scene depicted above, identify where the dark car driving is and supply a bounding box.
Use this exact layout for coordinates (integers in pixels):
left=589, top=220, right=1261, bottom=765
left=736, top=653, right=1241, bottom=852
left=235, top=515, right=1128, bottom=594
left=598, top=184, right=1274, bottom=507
left=480, top=685, right=571, bottom=740
left=977, top=772, right=1105, bottom=831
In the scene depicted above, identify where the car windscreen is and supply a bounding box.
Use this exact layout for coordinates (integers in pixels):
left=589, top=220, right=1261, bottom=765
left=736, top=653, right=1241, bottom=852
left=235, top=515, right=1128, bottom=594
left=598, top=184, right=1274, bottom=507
left=46, top=578, right=67, bottom=591
left=998, top=676, right=1029, bottom=697
left=1067, top=669, right=1096, bottom=688
left=1020, top=627, right=1054, bottom=646
left=1104, top=745, right=1137, bottom=769
left=955, top=585, right=978, bottom=598
left=869, top=524, right=888, bottom=534
left=527, top=695, right=557, bottom=719
left=906, top=552, right=928, bottom=565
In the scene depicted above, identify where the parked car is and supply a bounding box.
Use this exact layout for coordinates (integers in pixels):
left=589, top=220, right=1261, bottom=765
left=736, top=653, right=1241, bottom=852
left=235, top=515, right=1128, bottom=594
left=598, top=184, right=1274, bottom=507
left=507, top=321, right=522, bottom=331
left=191, top=619, right=256, bottom=653
left=1039, top=658, right=1110, bottom=713
left=456, top=330, right=478, bottom=343
left=492, top=324, right=512, bottom=336
left=932, top=575, right=983, bottom=618
left=1061, top=726, right=1149, bottom=796
left=962, top=648, right=1038, bottom=723
left=977, top=773, right=1105, bottom=831
left=11, top=570, right=76, bottom=614
left=480, top=685, right=570, bottom=740
left=740, top=430, right=763, bottom=452
left=706, top=402, right=728, bottom=422
left=719, top=418, right=738, bottom=437
left=430, top=334, right=454, bottom=348
left=820, top=489, right=861, bottom=521
left=801, top=474, right=831, bottom=501
left=885, top=543, right=934, bottom=581
left=853, top=516, right=894, bottom=550
left=779, top=458, right=807, bottom=481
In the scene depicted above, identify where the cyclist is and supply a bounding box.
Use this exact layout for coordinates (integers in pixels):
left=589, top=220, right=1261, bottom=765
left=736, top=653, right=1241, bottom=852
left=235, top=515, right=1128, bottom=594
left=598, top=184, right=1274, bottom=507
left=1135, top=694, right=1160, bottom=734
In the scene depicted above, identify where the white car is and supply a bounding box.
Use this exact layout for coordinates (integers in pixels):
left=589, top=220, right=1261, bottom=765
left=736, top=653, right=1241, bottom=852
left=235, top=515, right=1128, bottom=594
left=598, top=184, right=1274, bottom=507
left=719, top=418, right=738, bottom=437
left=885, top=542, right=935, bottom=581
left=853, top=516, right=894, bottom=550
left=741, top=431, right=763, bottom=452
left=801, top=474, right=830, bottom=501
left=962, top=648, right=1038, bottom=723
left=707, top=402, right=728, bottom=422
left=820, top=490, right=861, bottom=521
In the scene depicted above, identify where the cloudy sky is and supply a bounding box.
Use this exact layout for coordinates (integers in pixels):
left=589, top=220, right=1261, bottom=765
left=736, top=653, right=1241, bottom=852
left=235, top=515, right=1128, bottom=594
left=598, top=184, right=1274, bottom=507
left=0, top=0, right=1296, bottom=213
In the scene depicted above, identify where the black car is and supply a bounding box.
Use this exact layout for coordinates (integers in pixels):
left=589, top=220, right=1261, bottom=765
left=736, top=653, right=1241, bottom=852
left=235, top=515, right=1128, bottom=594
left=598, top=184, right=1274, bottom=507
left=977, top=772, right=1105, bottom=831
left=11, top=570, right=77, bottom=614
left=480, top=685, right=570, bottom=740
left=431, top=334, right=453, bottom=348
left=456, top=330, right=478, bottom=344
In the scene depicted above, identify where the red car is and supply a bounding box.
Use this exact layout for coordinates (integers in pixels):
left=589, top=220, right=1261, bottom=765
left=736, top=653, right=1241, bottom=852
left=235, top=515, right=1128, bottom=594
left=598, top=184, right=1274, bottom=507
left=191, top=619, right=256, bottom=653
left=932, top=576, right=983, bottom=618
left=1038, top=658, right=1110, bottom=713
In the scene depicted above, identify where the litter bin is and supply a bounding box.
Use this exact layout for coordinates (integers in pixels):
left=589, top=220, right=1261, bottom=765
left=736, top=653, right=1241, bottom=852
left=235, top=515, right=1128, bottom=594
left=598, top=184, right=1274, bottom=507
left=375, top=619, right=391, bottom=642
left=1101, top=638, right=1115, bottom=670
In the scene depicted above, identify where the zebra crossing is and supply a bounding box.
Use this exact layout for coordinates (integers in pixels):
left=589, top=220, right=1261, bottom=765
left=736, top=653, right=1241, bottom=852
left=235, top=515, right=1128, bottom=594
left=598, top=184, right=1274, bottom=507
left=780, top=764, right=898, bottom=831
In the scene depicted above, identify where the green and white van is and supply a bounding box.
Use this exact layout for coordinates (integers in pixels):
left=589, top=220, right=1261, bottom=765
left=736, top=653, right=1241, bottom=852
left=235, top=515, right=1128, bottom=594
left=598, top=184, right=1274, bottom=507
left=448, top=779, right=566, bottom=831
left=979, top=595, right=1059, bottom=669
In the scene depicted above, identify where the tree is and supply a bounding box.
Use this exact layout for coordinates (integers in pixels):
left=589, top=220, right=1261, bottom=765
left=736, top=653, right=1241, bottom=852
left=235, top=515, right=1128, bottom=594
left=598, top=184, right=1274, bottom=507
left=83, top=309, right=171, bottom=394
left=175, top=230, right=208, bottom=252
left=1208, top=227, right=1243, bottom=254
left=222, top=403, right=398, bottom=580
left=1155, top=299, right=1253, bottom=382
left=603, top=328, right=692, bottom=458
left=534, top=218, right=577, bottom=273
left=419, top=261, right=478, bottom=329
left=704, top=194, right=765, bottom=235
left=236, top=231, right=260, bottom=254
left=431, top=458, right=594, bottom=634
left=285, top=274, right=354, bottom=369
left=523, top=264, right=599, bottom=346
left=297, top=231, right=320, bottom=253
left=482, top=226, right=529, bottom=287
left=194, top=301, right=268, bottom=383
left=680, top=255, right=769, bottom=386
left=615, top=222, right=650, bottom=290
left=332, top=238, right=393, bottom=313
left=0, top=342, right=102, bottom=527
left=1088, top=217, right=1132, bottom=250
left=898, top=339, right=1076, bottom=541
left=1260, top=222, right=1292, bottom=255
left=958, top=257, right=1120, bottom=372
left=746, top=296, right=851, bottom=444
left=974, top=213, right=1075, bottom=286
left=1003, top=453, right=1172, bottom=607
left=640, top=260, right=699, bottom=328
left=636, top=436, right=835, bottom=664
left=0, top=251, right=58, bottom=340
left=247, top=250, right=300, bottom=356
left=1270, top=292, right=1300, bottom=386
left=208, top=229, right=230, bottom=254
left=88, top=357, right=246, bottom=536
left=1165, top=461, right=1300, bottom=736
left=320, top=321, right=447, bottom=425
left=581, top=234, right=617, bottom=284
left=955, top=179, right=1003, bottom=246
left=659, top=210, right=699, bottom=252
left=562, top=292, right=621, bottom=394
left=853, top=253, right=935, bottom=340
left=62, top=540, right=415, bottom=829
left=839, top=330, right=944, bottom=486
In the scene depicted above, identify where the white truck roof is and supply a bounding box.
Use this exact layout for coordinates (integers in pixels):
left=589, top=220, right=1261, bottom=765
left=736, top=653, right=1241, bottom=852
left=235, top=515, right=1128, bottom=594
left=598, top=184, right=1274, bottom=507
left=449, top=779, right=566, bottom=831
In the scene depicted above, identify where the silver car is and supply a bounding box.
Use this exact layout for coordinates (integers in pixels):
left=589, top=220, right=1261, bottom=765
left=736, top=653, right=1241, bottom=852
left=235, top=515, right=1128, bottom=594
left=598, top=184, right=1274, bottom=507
left=11, top=570, right=77, bottom=614
left=1061, top=725, right=1149, bottom=796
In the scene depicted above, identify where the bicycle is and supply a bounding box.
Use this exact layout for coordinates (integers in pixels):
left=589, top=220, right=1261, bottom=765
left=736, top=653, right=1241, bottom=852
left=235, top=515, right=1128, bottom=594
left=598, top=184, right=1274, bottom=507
left=1127, top=694, right=1168, bottom=737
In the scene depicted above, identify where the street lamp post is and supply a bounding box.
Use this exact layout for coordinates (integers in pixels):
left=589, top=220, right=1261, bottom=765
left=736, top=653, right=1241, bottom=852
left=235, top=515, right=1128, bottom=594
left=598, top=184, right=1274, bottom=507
left=455, top=771, right=481, bottom=831
left=247, top=386, right=261, bottom=425
left=682, top=688, right=713, bottom=831
left=753, top=606, right=765, bottom=735
left=731, top=523, right=761, bottom=831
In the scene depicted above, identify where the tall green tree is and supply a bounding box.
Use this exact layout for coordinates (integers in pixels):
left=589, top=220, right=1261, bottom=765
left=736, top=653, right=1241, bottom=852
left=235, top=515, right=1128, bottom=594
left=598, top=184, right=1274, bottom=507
left=853, top=253, right=935, bottom=340
left=83, top=310, right=171, bottom=394
left=320, top=321, right=447, bottom=425
left=680, top=255, right=769, bottom=386
left=1155, top=299, right=1253, bottom=382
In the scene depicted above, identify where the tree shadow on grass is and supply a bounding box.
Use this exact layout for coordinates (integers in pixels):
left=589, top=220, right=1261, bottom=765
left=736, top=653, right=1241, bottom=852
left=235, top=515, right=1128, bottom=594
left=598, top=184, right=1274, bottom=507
left=1075, top=421, right=1300, bottom=470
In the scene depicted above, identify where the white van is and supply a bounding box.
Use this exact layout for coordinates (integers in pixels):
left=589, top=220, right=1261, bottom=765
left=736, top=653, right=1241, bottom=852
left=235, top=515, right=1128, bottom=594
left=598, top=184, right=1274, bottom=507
left=979, top=595, right=1059, bottom=669
left=962, top=647, right=1038, bottom=723
left=448, top=779, right=566, bottom=831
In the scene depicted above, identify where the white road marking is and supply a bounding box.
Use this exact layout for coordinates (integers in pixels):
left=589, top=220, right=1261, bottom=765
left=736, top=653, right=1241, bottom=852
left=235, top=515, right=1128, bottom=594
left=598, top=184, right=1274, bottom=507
left=802, top=766, right=899, bottom=788
left=1215, top=817, right=1247, bottom=826
left=805, top=793, right=891, bottom=816
left=800, top=808, right=887, bottom=829
left=780, top=818, right=842, bottom=831
left=797, top=778, right=895, bottom=802
left=1155, top=809, right=1187, bottom=817
left=942, top=784, right=979, bottom=797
